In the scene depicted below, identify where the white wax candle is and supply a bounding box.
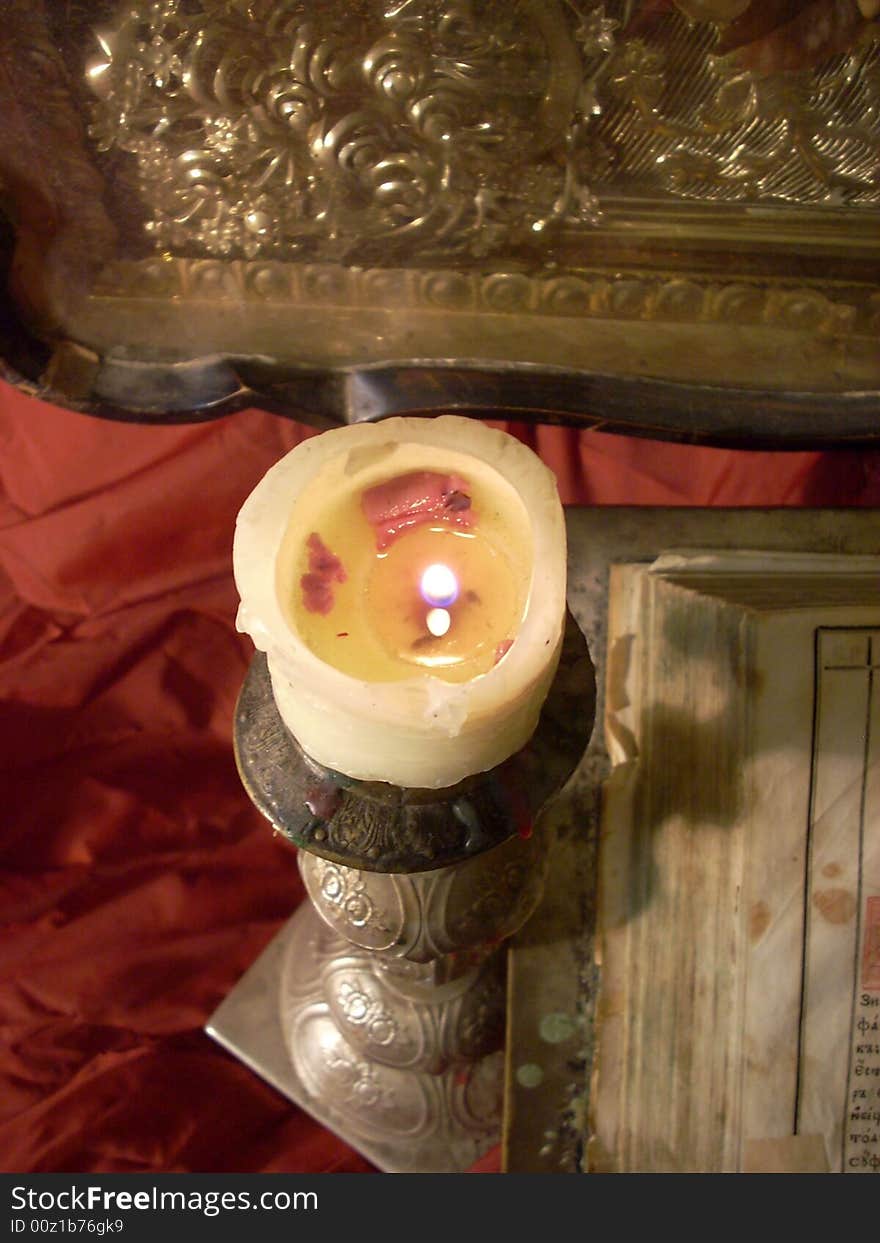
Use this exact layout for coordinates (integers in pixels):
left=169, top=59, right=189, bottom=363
left=234, top=416, right=566, bottom=789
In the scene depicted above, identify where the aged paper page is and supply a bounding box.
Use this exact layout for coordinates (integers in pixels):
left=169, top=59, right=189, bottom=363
left=747, top=623, right=880, bottom=1173
left=591, top=552, right=880, bottom=1172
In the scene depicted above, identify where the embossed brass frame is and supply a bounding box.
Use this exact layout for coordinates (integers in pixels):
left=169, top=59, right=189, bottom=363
left=1, top=0, right=879, bottom=442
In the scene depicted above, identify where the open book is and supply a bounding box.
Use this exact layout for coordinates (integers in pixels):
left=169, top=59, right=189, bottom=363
left=590, top=551, right=880, bottom=1174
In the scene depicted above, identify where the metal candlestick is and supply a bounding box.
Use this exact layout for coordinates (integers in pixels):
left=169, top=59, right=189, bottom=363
left=209, top=612, right=594, bottom=1173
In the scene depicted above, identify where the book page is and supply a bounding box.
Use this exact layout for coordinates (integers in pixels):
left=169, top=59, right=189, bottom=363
left=746, top=624, right=880, bottom=1173
left=592, top=553, right=880, bottom=1172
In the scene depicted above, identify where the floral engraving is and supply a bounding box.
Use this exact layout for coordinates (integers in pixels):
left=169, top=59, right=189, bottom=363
left=337, top=977, right=400, bottom=1048
left=307, top=858, right=396, bottom=940
left=88, top=0, right=606, bottom=262
left=595, top=4, right=880, bottom=206
left=87, top=0, right=879, bottom=277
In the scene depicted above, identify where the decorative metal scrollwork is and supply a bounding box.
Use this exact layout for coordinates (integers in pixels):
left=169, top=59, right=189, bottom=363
left=87, top=0, right=879, bottom=268
left=87, top=0, right=604, bottom=262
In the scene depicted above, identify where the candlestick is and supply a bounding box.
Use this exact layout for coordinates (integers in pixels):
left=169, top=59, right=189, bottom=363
left=221, top=610, right=595, bottom=1172
left=234, top=416, right=567, bottom=789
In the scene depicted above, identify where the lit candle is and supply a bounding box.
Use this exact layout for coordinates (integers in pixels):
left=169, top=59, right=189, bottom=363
left=234, top=416, right=566, bottom=789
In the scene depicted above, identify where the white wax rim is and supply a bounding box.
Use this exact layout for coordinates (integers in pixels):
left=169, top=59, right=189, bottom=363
left=233, top=416, right=567, bottom=788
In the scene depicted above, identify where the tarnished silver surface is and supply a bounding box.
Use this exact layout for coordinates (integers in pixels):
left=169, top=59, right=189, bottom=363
left=213, top=829, right=551, bottom=1172
left=207, top=904, right=506, bottom=1172
left=277, top=904, right=506, bottom=1172
left=299, top=824, right=549, bottom=962
left=314, top=936, right=506, bottom=1074
left=277, top=822, right=554, bottom=1170
left=233, top=611, right=594, bottom=874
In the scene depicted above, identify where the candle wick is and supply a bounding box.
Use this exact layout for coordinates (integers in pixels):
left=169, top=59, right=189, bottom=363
left=426, top=607, right=451, bottom=638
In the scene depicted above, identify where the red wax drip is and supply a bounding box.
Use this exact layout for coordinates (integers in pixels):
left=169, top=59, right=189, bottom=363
left=305, top=779, right=342, bottom=820
left=361, top=471, right=473, bottom=550
left=300, top=531, right=347, bottom=615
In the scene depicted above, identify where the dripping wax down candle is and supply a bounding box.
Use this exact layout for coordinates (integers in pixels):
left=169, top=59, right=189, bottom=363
left=233, top=416, right=567, bottom=789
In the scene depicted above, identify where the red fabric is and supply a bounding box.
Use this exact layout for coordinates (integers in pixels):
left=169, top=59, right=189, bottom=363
left=1, top=382, right=878, bottom=1174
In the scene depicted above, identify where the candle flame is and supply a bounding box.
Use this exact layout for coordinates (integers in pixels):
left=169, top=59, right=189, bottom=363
left=420, top=562, right=459, bottom=607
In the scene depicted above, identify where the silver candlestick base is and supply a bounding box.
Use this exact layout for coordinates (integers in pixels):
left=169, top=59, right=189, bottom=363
left=278, top=909, right=506, bottom=1173
left=208, top=613, right=594, bottom=1172
left=207, top=901, right=509, bottom=1173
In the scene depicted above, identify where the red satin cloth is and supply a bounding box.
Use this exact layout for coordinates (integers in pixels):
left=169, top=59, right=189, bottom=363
left=1, top=382, right=878, bottom=1174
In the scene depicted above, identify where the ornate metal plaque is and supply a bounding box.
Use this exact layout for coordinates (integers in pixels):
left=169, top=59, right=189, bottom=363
left=0, top=1, right=878, bottom=440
